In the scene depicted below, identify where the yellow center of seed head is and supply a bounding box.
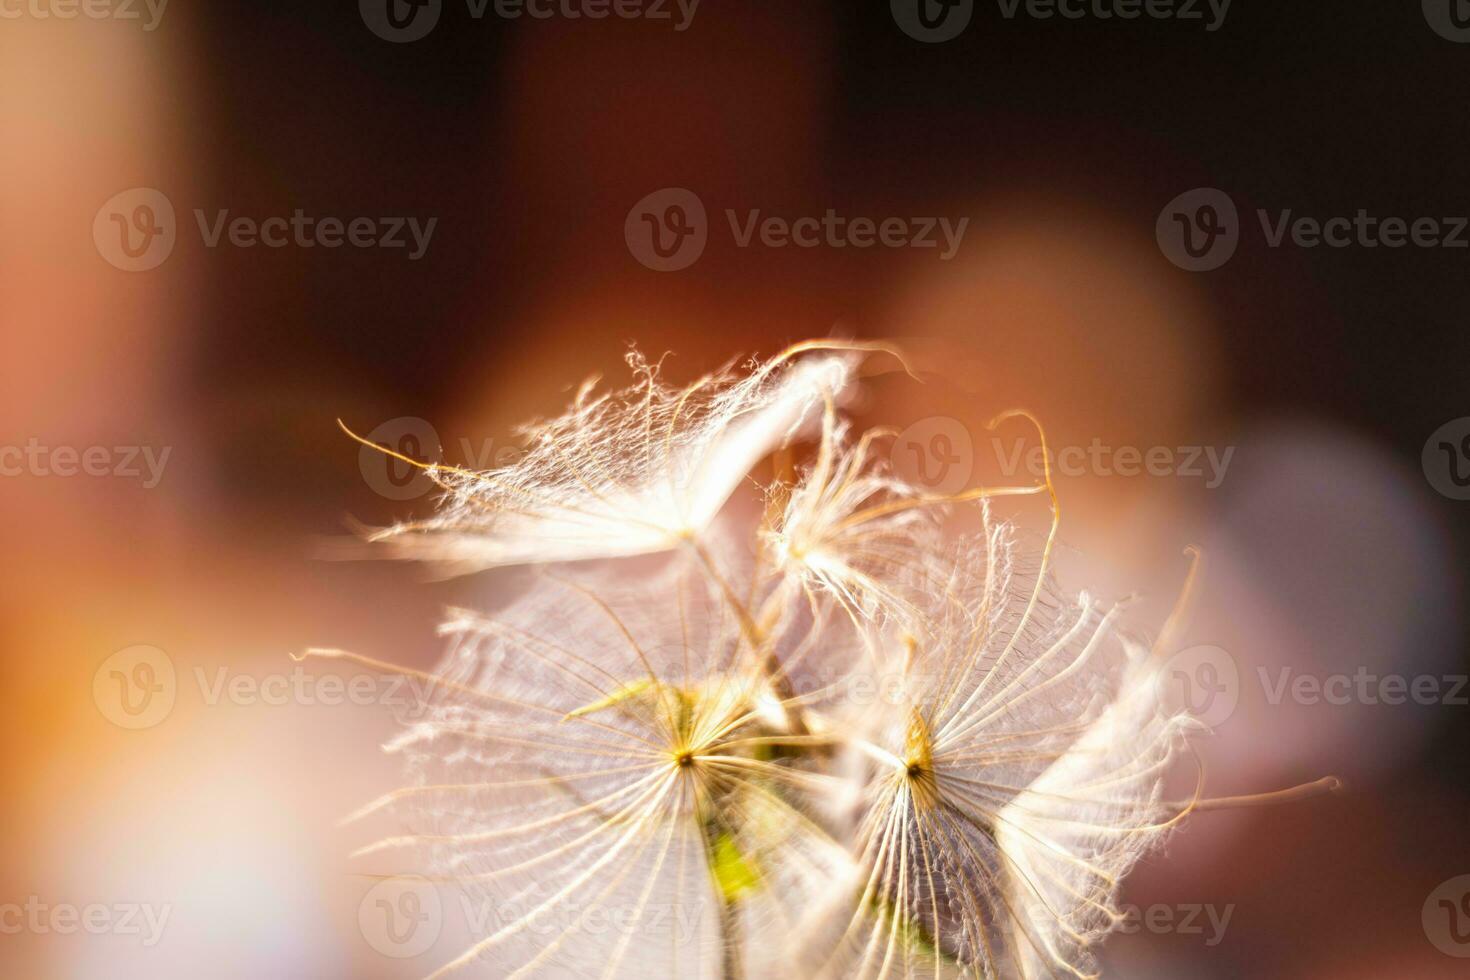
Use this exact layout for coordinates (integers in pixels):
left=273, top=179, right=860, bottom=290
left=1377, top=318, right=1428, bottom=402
left=903, top=709, right=941, bottom=809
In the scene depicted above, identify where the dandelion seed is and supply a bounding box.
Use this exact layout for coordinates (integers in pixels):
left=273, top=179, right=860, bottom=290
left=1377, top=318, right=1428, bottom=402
left=348, top=342, right=911, bottom=575
left=765, top=403, right=1045, bottom=636
left=796, top=512, right=1195, bottom=979
left=314, top=338, right=1338, bottom=979
left=311, top=565, right=853, bottom=978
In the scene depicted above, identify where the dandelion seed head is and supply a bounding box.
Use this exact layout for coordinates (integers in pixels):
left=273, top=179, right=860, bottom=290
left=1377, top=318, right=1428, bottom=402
left=318, top=339, right=1300, bottom=979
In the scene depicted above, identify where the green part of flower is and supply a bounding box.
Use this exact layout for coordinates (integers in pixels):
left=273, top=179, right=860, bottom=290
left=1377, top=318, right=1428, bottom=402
left=709, top=832, right=762, bottom=901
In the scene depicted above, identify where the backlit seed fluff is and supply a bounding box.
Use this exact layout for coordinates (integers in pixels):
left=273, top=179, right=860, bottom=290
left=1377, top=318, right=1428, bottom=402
left=310, top=340, right=1336, bottom=979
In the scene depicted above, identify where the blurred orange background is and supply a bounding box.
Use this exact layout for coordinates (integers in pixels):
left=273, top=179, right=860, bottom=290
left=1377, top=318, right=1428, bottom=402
left=3, top=4, right=1468, bottom=977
